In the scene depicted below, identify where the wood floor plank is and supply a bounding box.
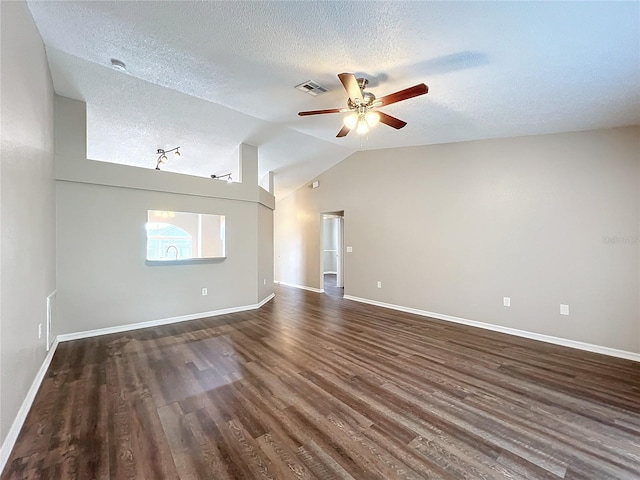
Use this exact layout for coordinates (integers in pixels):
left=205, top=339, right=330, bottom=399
left=2, top=285, right=639, bottom=479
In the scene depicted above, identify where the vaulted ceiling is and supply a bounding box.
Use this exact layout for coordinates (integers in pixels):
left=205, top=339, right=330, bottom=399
left=28, top=1, right=640, bottom=198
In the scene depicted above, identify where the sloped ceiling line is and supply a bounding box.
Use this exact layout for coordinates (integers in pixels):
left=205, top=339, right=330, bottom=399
left=27, top=1, right=640, bottom=198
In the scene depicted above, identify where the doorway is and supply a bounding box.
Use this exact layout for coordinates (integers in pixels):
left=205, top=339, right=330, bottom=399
left=321, top=211, right=344, bottom=297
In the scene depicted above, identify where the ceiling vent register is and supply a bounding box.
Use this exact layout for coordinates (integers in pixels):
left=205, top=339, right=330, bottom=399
left=295, top=80, right=328, bottom=96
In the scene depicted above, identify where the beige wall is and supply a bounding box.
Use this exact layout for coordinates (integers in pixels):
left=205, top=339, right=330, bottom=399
left=258, top=203, right=275, bottom=301
left=56, top=182, right=260, bottom=333
left=275, top=127, right=640, bottom=353
left=0, top=1, right=56, bottom=445
left=275, top=194, right=321, bottom=288
left=201, top=214, right=225, bottom=258
left=54, top=98, right=275, bottom=334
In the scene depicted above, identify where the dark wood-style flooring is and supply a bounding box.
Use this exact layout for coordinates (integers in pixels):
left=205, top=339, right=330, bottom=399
left=323, top=274, right=344, bottom=298
left=3, top=285, right=640, bottom=479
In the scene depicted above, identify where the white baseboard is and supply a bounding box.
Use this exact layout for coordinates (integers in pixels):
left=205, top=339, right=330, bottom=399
left=275, top=281, right=324, bottom=294
left=257, top=292, right=275, bottom=308
left=58, top=294, right=276, bottom=342
left=0, top=338, right=60, bottom=475
left=343, top=295, right=640, bottom=362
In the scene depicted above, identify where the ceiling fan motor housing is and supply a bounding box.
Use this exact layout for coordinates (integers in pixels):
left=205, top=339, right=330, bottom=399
left=348, top=84, right=376, bottom=109
left=298, top=73, right=429, bottom=137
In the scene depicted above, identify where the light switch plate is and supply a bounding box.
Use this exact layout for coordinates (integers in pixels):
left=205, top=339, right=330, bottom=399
left=503, top=297, right=511, bottom=307
left=346, top=246, right=353, bottom=253
left=560, top=304, right=569, bottom=315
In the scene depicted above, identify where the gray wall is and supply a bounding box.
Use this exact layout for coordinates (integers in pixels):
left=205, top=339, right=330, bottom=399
left=54, top=98, right=275, bottom=334
left=0, top=1, right=56, bottom=444
left=56, top=181, right=261, bottom=333
left=258, top=203, right=275, bottom=301
left=275, top=127, right=640, bottom=353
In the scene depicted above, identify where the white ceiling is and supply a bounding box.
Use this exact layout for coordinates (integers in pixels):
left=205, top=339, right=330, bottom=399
left=28, top=1, right=640, bottom=198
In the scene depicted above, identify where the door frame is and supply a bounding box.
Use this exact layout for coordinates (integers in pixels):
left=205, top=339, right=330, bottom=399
left=320, top=211, right=345, bottom=292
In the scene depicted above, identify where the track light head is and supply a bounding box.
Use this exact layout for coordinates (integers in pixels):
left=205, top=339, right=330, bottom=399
left=155, top=146, right=180, bottom=170
left=211, top=173, right=232, bottom=183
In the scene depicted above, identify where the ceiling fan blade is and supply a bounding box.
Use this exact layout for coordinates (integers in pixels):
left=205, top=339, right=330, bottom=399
left=338, top=73, right=363, bottom=103
left=377, top=83, right=428, bottom=107
left=298, top=108, right=342, bottom=116
left=336, top=125, right=351, bottom=137
left=378, top=111, right=407, bottom=129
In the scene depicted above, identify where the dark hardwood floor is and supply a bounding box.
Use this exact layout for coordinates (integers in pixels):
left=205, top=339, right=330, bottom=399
left=323, top=274, right=344, bottom=298
left=3, top=285, right=640, bottom=479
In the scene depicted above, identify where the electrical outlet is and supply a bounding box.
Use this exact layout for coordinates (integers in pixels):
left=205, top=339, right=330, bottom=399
left=38, top=323, right=42, bottom=339
left=560, top=304, right=569, bottom=315
left=263, top=279, right=266, bottom=285
left=202, top=288, right=208, bottom=296
left=377, top=281, right=382, bottom=288
left=503, top=297, right=511, bottom=307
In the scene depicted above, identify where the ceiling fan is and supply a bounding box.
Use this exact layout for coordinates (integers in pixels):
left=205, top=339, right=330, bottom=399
left=298, top=73, right=428, bottom=137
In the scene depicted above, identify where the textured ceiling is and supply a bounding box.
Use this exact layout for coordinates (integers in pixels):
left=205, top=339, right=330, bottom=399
left=28, top=1, right=640, bottom=198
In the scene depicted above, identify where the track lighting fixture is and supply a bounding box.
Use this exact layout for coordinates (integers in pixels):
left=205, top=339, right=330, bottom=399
left=155, top=146, right=180, bottom=170
left=211, top=173, right=233, bottom=183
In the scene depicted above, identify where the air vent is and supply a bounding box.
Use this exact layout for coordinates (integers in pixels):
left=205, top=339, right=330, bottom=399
left=295, top=80, right=328, bottom=96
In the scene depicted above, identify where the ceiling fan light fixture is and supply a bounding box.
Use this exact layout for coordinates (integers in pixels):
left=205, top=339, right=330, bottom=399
left=365, top=111, right=380, bottom=127
left=298, top=73, right=428, bottom=138
left=356, top=118, right=369, bottom=135
left=174, top=148, right=180, bottom=157
left=344, top=113, right=358, bottom=129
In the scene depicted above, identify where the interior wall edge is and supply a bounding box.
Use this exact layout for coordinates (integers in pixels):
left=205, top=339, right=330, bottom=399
left=257, top=292, right=276, bottom=308
left=344, top=294, right=640, bottom=361
left=55, top=177, right=274, bottom=208
left=56, top=293, right=275, bottom=343
left=1, top=0, right=56, bottom=454
left=53, top=95, right=276, bottom=208
left=0, top=291, right=276, bottom=477
left=275, top=281, right=324, bottom=294
left=0, top=338, right=59, bottom=476
left=274, top=126, right=640, bottom=352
